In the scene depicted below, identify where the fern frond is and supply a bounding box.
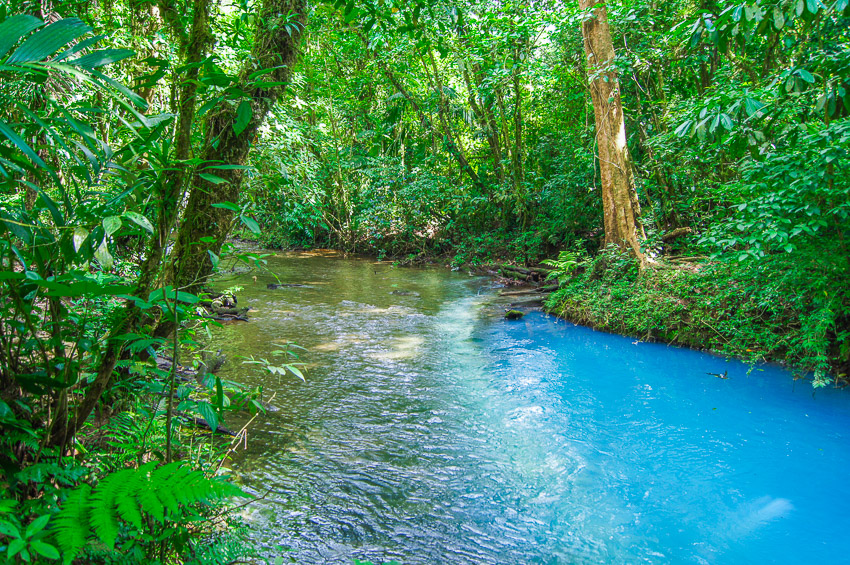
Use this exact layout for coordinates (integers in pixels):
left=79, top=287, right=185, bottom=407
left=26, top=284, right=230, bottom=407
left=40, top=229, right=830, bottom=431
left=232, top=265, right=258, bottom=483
left=169, top=466, right=197, bottom=506
left=87, top=468, right=132, bottom=548
left=137, top=483, right=165, bottom=523
left=115, top=470, right=144, bottom=530
left=151, top=462, right=183, bottom=517
left=187, top=531, right=253, bottom=565
left=54, top=462, right=246, bottom=559
left=54, top=483, right=91, bottom=560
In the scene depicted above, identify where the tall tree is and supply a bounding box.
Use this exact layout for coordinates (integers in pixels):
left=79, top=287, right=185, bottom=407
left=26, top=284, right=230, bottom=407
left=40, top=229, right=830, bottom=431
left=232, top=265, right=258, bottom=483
left=167, top=0, right=307, bottom=294
left=579, top=0, right=644, bottom=258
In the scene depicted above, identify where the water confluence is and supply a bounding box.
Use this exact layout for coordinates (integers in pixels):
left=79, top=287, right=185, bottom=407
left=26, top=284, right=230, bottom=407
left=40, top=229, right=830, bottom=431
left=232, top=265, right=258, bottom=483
left=212, top=251, right=850, bottom=564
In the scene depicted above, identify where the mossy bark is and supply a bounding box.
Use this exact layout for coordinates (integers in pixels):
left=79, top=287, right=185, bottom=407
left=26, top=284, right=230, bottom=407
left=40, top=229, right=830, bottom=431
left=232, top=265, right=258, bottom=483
left=49, top=0, right=214, bottom=447
left=168, top=0, right=306, bottom=294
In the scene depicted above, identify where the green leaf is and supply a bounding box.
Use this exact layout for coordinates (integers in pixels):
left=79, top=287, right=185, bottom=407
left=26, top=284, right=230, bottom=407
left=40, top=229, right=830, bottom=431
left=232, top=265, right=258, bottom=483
left=36, top=189, right=64, bottom=226
left=24, top=514, right=50, bottom=538
left=211, top=201, right=239, bottom=212
left=102, top=216, right=122, bottom=236
left=53, top=483, right=90, bottom=559
left=0, top=520, right=20, bottom=538
left=240, top=215, right=260, bottom=234
left=123, top=211, right=154, bottom=234
left=743, top=97, right=765, bottom=117
left=0, top=15, right=43, bottom=60
left=53, top=33, right=106, bottom=61
left=208, top=250, right=220, bottom=270
left=73, top=227, right=89, bottom=253
left=233, top=100, right=252, bottom=136
left=7, top=537, right=26, bottom=557
left=286, top=364, right=305, bottom=381
left=95, top=239, right=113, bottom=270
left=30, top=541, right=59, bottom=560
left=215, top=376, right=224, bottom=408
left=88, top=68, right=147, bottom=110
left=195, top=401, right=219, bottom=433
left=201, top=164, right=252, bottom=171
left=674, top=119, right=694, bottom=138
left=773, top=6, right=784, bottom=29
left=69, top=48, right=134, bottom=70
left=199, top=173, right=228, bottom=185
left=6, top=18, right=91, bottom=64
left=796, top=69, right=815, bottom=83
left=175, top=291, right=198, bottom=304
left=0, top=121, right=50, bottom=171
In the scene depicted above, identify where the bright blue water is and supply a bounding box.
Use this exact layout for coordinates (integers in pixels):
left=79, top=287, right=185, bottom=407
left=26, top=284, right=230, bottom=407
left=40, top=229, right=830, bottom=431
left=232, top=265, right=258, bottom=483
left=220, top=254, right=850, bottom=564
left=481, top=312, right=850, bottom=564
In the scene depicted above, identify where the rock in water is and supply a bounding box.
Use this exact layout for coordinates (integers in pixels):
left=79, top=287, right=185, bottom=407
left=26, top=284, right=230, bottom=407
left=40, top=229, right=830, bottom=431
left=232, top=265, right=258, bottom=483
left=504, top=309, right=525, bottom=320
left=389, top=290, right=420, bottom=297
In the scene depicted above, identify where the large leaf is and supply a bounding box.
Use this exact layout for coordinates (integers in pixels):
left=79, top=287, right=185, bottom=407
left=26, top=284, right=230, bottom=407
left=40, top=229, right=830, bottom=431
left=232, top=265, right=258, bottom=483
left=240, top=215, right=261, bottom=234
left=70, top=48, right=134, bottom=70
left=0, top=14, right=43, bottom=60
left=6, top=17, right=91, bottom=64
left=123, top=211, right=153, bottom=234
left=233, top=100, right=252, bottom=136
left=95, top=239, right=114, bottom=270
left=0, top=120, right=50, bottom=170
left=53, top=33, right=106, bottom=61
left=103, top=215, right=122, bottom=236
left=743, top=96, right=765, bottom=117
left=199, top=172, right=228, bottom=185
left=195, top=401, right=219, bottom=433
left=72, top=227, right=90, bottom=253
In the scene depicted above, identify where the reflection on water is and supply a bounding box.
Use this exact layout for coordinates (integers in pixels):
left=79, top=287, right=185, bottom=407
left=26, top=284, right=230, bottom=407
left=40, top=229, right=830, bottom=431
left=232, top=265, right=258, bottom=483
left=213, top=251, right=850, bottom=564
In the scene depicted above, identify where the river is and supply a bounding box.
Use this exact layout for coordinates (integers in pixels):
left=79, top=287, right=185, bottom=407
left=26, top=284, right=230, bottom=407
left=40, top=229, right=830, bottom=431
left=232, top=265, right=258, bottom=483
left=212, top=251, right=850, bottom=564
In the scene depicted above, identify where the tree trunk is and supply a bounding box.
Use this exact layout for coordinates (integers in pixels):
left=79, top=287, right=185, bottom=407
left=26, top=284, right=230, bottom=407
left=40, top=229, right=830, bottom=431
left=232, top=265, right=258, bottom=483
left=579, top=0, right=644, bottom=259
left=167, top=0, right=306, bottom=295
left=462, top=63, right=504, bottom=185
left=49, top=0, right=213, bottom=448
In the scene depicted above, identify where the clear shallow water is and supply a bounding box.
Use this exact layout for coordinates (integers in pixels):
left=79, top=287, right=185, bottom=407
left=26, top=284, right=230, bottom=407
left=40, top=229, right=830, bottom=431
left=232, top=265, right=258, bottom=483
left=214, top=251, right=850, bottom=564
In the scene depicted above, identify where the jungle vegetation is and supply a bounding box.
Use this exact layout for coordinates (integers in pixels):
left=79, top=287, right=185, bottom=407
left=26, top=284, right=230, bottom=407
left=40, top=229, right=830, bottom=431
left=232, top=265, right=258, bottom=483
left=0, top=0, right=847, bottom=562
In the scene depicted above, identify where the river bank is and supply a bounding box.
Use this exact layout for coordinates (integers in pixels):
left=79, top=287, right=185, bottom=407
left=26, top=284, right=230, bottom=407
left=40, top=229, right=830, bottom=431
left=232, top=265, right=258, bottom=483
left=227, top=237, right=848, bottom=386
left=542, top=250, right=849, bottom=387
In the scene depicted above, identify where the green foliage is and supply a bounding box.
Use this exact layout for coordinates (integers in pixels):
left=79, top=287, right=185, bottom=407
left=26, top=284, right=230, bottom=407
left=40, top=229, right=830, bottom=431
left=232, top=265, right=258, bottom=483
left=0, top=500, right=61, bottom=563
left=52, top=462, right=244, bottom=562
left=541, top=250, right=579, bottom=286
left=242, top=342, right=307, bottom=382
left=0, top=7, right=266, bottom=564
left=547, top=251, right=847, bottom=385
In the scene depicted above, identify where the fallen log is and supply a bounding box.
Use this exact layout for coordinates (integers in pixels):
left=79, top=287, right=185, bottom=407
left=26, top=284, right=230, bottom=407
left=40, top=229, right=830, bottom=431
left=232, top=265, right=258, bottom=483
left=509, top=296, right=547, bottom=307
left=178, top=412, right=236, bottom=436
left=662, top=227, right=693, bottom=242
left=500, top=283, right=558, bottom=294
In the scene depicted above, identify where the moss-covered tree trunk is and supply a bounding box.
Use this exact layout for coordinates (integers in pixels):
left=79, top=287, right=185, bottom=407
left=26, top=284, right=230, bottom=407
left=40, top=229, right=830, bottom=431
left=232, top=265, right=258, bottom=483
left=579, top=0, right=644, bottom=259
left=48, top=0, right=214, bottom=448
left=168, top=0, right=306, bottom=294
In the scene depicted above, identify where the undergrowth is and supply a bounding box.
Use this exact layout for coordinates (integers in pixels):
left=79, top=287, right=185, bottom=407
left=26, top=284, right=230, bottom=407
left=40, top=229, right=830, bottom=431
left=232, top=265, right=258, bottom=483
left=545, top=249, right=850, bottom=386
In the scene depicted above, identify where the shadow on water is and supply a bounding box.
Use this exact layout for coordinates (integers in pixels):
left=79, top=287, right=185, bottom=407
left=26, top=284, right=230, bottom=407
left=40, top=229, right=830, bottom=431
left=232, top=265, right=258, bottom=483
left=212, top=251, right=850, bottom=564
